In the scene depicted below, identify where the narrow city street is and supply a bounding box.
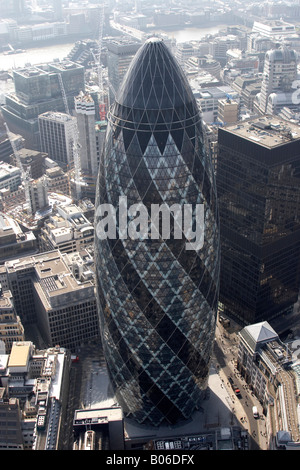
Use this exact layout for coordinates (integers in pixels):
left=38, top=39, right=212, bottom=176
left=214, top=321, right=268, bottom=450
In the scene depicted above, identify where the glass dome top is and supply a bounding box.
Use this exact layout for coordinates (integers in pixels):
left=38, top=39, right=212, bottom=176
left=115, top=38, right=196, bottom=111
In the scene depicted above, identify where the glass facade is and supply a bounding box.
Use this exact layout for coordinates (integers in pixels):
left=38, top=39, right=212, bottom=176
left=94, top=38, right=220, bottom=426
left=217, top=119, right=300, bottom=325
left=2, top=62, right=85, bottom=150
left=106, top=38, right=141, bottom=103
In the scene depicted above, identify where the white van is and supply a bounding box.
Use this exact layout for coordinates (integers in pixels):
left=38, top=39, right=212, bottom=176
left=252, top=406, right=259, bottom=418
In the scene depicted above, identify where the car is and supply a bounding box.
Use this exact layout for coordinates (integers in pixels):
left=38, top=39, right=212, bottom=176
left=252, top=406, right=259, bottom=418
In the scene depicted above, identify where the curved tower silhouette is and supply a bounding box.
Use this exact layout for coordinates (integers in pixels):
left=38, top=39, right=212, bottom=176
left=95, top=38, right=220, bottom=426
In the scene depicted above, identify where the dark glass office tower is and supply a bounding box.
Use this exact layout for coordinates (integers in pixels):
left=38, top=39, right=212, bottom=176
left=217, top=116, right=300, bottom=326
left=94, top=38, right=220, bottom=426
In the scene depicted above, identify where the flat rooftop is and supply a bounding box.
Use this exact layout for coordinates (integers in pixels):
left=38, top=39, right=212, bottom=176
left=34, top=254, right=69, bottom=279
left=222, top=116, right=300, bottom=148
left=253, top=19, right=295, bottom=30
left=0, top=290, right=13, bottom=309
left=14, top=61, right=83, bottom=78
left=75, top=93, right=94, bottom=103
left=0, top=162, right=20, bottom=179
left=48, top=61, right=84, bottom=71
left=8, top=342, right=31, bottom=368
left=39, top=111, right=73, bottom=122
left=74, top=407, right=123, bottom=426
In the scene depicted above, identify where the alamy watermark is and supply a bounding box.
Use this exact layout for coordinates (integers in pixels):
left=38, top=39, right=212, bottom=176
left=95, top=196, right=204, bottom=251
left=291, top=80, right=300, bottom=104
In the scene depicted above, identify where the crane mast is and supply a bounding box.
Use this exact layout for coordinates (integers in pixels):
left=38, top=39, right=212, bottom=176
left=4, top=122, right=32, bottom=215
left=58, top=73, right=81, bottom=201
left=58, top=73, right=70, bottom=116
left=97, top=4, right=106, bottom=121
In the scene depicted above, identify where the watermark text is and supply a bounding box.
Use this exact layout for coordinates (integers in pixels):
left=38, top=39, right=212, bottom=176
left=95, top=196, right=204, bottom=251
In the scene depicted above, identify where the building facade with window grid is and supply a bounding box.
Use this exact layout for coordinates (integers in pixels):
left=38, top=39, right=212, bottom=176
left=217, top=116, right=300, bottom=325
left=3, top=250, right=99, bottom=351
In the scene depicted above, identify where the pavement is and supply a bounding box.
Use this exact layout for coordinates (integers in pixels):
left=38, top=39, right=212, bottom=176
left=213, top=322, right=269, bottom=450
left=74, top=338, right=268, bottom=450
left=215, top=363, right=268, bottom=449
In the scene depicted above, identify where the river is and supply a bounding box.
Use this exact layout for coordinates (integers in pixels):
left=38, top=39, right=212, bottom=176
left=156, top=24, right=228, bottom=43
left=0, top=24, right=227, bottom=101
left=0, top=24, right=227, bottom=71
left=0, top=42, right=75, bottom=71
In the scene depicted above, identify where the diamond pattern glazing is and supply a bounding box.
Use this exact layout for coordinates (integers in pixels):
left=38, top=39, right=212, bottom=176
left=95, top=38, right=220, bottom=426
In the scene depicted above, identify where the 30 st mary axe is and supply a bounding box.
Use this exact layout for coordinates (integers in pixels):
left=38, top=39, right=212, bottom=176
left=95, top=38, right=220, bottom=426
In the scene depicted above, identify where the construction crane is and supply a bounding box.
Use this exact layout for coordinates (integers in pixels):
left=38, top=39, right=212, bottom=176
left=97, top=4, right=106, bottom=121
left=72, top=124, right=82, bottom=202
left=58, top=73, right=81, bottom=201
left=4, top=122, right=32, bottom=215
left=58, top=73, right=70, bottom=116
left=108, top=80, right=117, bottom=106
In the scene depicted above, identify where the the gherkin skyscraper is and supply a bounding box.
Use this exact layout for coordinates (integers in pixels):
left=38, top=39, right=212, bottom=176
left=94, top=38, right=220, bottom=426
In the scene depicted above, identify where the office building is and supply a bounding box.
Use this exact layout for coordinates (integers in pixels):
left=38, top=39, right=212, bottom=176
left=95, top=38, right=220, bottom=426
left=74, top=91, right=98, bottom=177
left=256, top=46, right=298, bottom=115
left=0, top=187, right=24, bottom=213
left=208, top=35, right=241, bottom=65
left=4, top=250, right=99, bottom=351
left=0, top=389, right=23, bottom=450
left=3, top=257, right=36, bottom=325
left=106, top=37, right=141, bottom=101
left=32, top=252, right=97, bottom=352
left=217, top=116, right=300, bottom=325
left=252, top=20, right=297, bottom=39
left=73, top=92, right=108, bottom=201
left=38, top=112, right=75, bottom=168
left=0, top=342, right=71, bottom=450
left=188, top=56, right=221, bottom=80
left=73, top=407, right=124, bottom=450
left=39, top=203, right=94, bottom=254
left=67, top=39, right=97, bottom=67
left=217, top=98, right=239, bottom=125
left=197, top=86, right=239, bottom=124
left=0, top=132, right=24, bottom=165
left=175, top=42, right=195, bottom=66
left=0, top=287, right=24, bottom=354
left=0, top=213, right=37, bottom=263
left=278, top=106, right=300, bottom=124
left=95, top=119, right=107, bottom=168
left=247, top=33, right=275, bottom=55
left=225, top=49, right=259, bottom=75
left=11, top=148, right=47, bottom=180
left=0, top=161, right=21, bottom=193
left=0, top=0, right=25, bottom=18
left=44, top=166, right=70, bottom=196
left=202, top=122, right=219, bottom=172
left=28, top=177, right=49, bottom=214
left=53, top=0, right=63, bottom=21
left=16, top=21, right=68, bottom=43
left=232, top=76, right=262, bottom=113
left=237, top=320, right=300, bottom=447
left=2, top=61, right=84, bottom=149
